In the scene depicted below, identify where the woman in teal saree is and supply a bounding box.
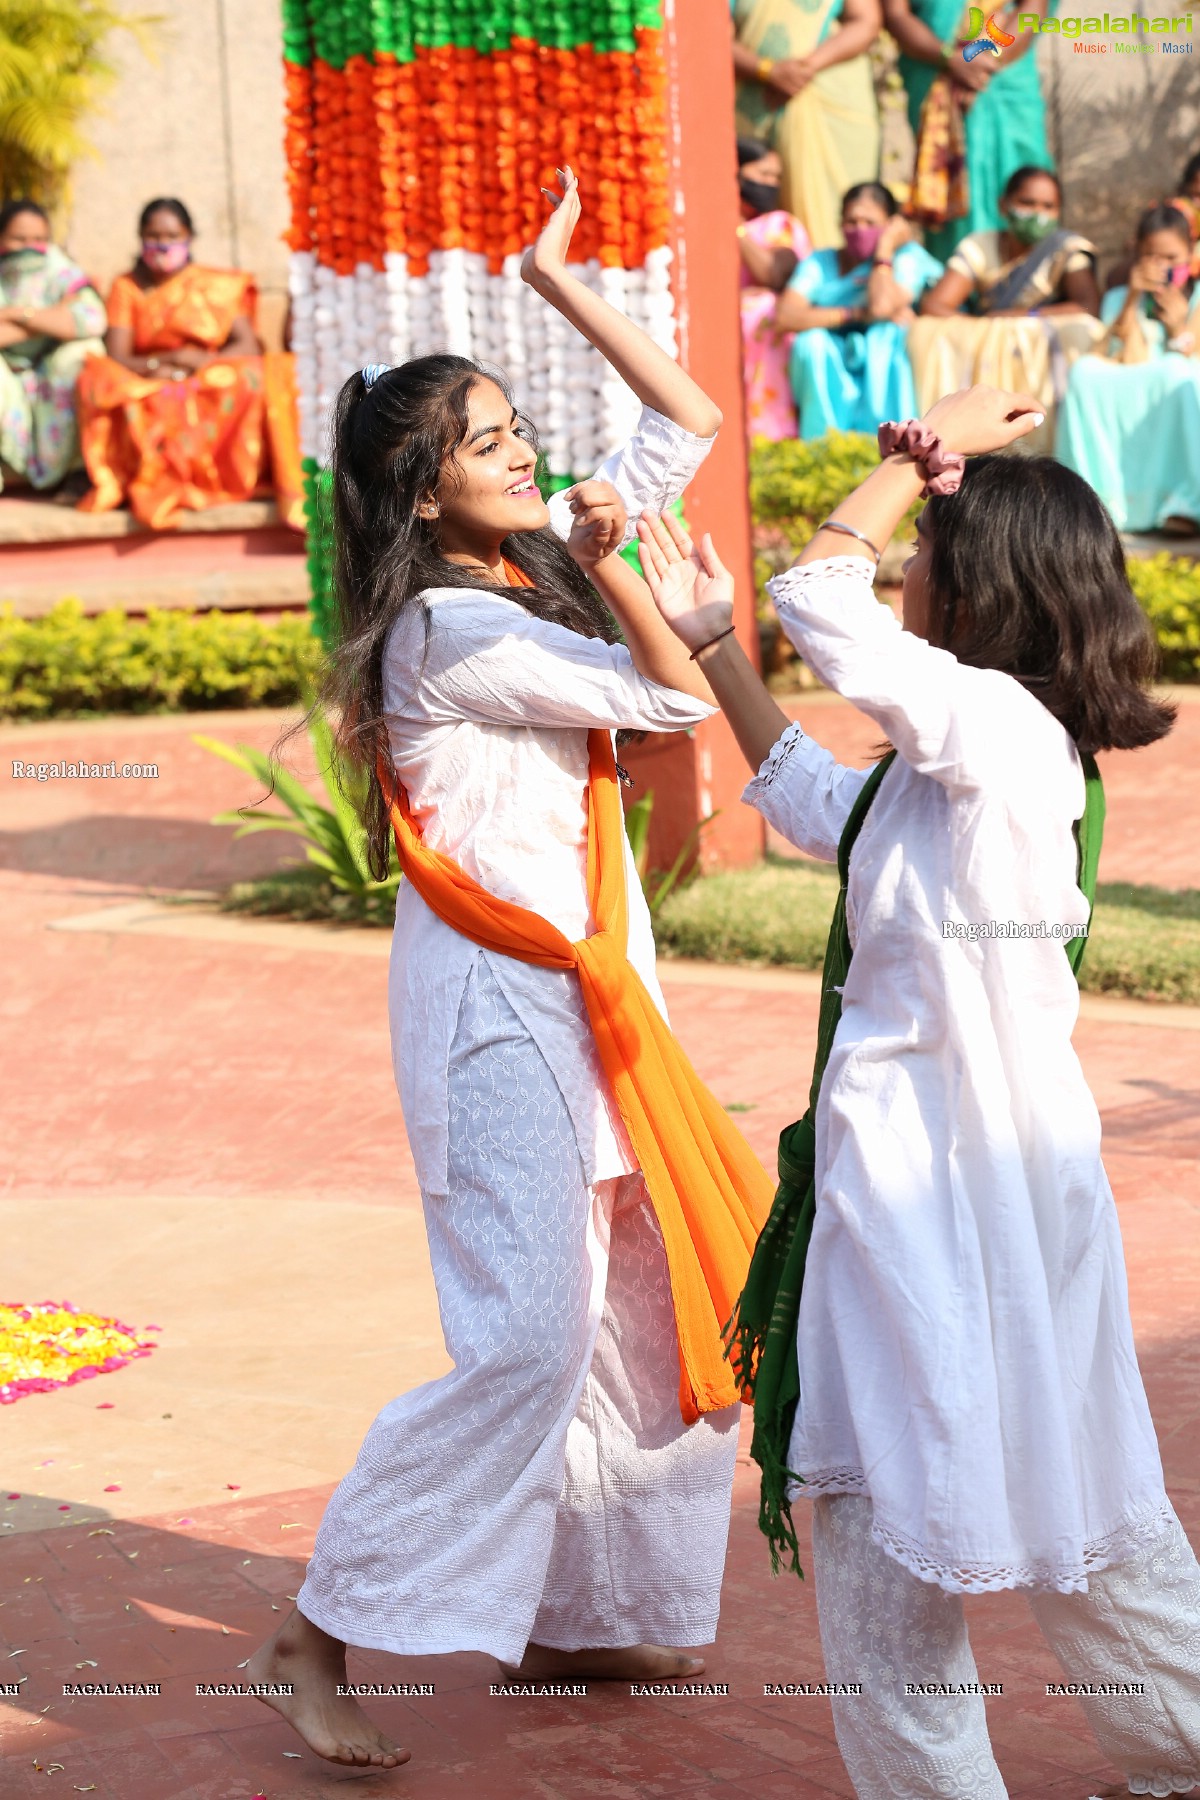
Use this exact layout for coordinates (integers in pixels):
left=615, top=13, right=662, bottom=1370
left=883, top=0, right=1055, bottom=262
left=1057, top=204, right=1200, bottom=534
left=775, top=181, right=942, bottom=436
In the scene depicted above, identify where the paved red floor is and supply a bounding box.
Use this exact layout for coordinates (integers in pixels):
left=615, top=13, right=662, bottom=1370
left=2, top=706, right=1198, bottom=1799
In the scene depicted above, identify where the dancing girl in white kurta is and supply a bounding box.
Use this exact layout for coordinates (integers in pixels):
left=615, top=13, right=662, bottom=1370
left=245, top=171, right=770, bottom=1771
left=633, top=385, right=1200, bottom=1800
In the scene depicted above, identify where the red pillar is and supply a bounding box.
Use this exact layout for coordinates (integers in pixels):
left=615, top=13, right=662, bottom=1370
left=618, top=0, right=766, bottom=874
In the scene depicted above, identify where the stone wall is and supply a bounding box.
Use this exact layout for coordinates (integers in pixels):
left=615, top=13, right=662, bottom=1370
left=60, top=0, right=290, bottom=348
left=1042, top=6, right=1200, bottom=271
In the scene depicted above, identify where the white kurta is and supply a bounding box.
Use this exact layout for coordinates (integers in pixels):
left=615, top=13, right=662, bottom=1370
left=297, top=408, right=743, bottom=1661
left=743, top=556, right=1171, bottom=1597
left=386, top=401, right=718, bottom=1196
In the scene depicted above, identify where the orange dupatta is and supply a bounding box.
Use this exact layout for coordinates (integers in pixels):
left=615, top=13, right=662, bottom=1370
left=376, top=564, right=773, bottom=1423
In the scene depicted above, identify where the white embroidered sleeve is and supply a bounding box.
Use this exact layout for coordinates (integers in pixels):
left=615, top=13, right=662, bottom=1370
left=742, top=721, right=871, bottom=864
left=768, top=556, right=1060, bottom=794
left=546, top=404, right=717, bottom=550
left=395, top=592, right=716, bottom=733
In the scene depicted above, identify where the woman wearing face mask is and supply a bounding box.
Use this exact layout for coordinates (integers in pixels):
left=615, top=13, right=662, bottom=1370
left=909, top=165, right=1102, bottom=453
left=0, top=199, right=106, bottom=500
left=885, top=0, right=1055, bottom=264
left=773, top=181, right=942, bottom=438
left=1057, top=204, right=1200, bottom=538
left=74, top=198, right=303, bottom=530
left=736, top=138, right=813, bottom=440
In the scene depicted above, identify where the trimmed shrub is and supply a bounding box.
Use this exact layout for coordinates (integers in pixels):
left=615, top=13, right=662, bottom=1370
left=0, top=600, right=321, bottom=720
left=749, top=440, right=1200, bottom=681
left=1127, top=554, right=1200, bottom=683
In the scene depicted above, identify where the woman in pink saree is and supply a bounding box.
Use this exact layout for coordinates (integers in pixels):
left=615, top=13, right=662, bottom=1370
left=738, top=141, right=812, bottom=440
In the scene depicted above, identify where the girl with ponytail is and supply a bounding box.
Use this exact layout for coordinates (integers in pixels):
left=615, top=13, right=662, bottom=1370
left=247, top=170, right=772, bottom=1771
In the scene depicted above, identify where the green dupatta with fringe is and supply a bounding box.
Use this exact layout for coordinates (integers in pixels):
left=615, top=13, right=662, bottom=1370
left=723, top=748, right=1106, bottom=1577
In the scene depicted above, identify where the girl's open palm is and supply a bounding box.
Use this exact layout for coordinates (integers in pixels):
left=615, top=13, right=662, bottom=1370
left=521, top=166, right=581, bottom=288
left=636, top=511, right=735, bottom=651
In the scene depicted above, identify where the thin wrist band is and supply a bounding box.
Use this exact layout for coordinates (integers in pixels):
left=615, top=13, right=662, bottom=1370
left=689, top=623, right=737, bottom=660
left=815, top=518, right=882, bottom=562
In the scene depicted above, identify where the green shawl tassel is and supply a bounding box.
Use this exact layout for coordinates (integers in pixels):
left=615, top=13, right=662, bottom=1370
left=723, top=748, right=1106, bottom=1577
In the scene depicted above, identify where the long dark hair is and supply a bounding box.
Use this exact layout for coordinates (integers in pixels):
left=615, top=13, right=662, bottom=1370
left=1136, top=202, right=1192, bottom=246
left=0, top=198, right=49, bottom=238
left=841, top=181, right=898, bottom=217
left=921, top=456, right=1174, bottom=754
left=1001, top=164, right=1062, bottom=204
left=277, top=354, right=618, bottom=880
left=138, top=196, right=194, bottom=236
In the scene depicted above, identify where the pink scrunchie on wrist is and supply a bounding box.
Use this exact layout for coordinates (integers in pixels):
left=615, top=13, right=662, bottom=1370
left=877, top=419, right=966, bottom=497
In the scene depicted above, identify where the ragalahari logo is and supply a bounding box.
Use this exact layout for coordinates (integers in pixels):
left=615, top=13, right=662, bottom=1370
left=962, top=7, right=1017, bottom=56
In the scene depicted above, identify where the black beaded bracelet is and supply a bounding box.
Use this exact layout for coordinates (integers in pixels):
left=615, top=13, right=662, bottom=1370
left=689, top=623, right=737, bottom=660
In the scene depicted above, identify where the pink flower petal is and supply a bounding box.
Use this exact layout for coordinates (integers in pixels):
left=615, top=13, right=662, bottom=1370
left=58, top=1505, right=71, bottom=1512
left=6, top=1493, right=19, bottom=1500
left=96, top=1403, right=114, bottom=1410
left=225, top=1484, right=241, bottom=1491
left=176, top=1517, right=194, bottom=1526
left=103, top=1485, right=121, bottom=1493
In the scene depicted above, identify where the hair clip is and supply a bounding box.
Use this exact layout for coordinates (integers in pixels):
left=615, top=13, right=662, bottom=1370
left=361, top=364, right=391, bottom=390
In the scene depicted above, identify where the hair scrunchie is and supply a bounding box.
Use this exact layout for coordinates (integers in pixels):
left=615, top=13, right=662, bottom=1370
left=877, top=419, right=966, bottom=497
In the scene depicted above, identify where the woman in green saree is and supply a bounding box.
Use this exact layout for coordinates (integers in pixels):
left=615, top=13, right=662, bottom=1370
left=884, top=0, right=1054, bottom=262
left=732, top=0, right=883, bottom=252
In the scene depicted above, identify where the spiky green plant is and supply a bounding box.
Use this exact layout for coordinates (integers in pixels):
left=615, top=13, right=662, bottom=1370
left=194, top=707, right=401, bottom=900
left=0, top=1, right=154, bottom=211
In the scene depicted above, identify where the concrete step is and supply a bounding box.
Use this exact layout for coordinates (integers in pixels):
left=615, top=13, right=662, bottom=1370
left=1120, top=530, right=1200, bottom=562
left=0, top=493, right=288, bottom=544
left=1, top=525, right=309, bottom=622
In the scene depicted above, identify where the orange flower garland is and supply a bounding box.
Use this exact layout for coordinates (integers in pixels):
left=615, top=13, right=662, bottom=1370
left=285, top=32, right=669, bottom=272
left=283, top=2, right=678, bottom=635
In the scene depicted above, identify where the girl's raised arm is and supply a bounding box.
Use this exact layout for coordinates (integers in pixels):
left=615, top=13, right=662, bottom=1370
left=522, top=167, right=722, bottom=439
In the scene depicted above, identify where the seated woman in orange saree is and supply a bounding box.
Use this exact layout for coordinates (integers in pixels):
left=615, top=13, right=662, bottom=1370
left=76, top=197, right=303, bottom=530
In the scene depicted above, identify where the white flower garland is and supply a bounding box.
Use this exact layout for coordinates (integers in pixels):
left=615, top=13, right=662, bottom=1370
left=290, top=247, right=681, bottom=478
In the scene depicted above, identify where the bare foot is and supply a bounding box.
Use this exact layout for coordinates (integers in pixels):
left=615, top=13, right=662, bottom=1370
left=498, top=1642, right=706, bottom=1683
left=244, top=1606, right=410, bottom=1769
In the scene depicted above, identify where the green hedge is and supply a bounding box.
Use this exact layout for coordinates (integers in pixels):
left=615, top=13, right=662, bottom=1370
left=0, top=600, right=321, bottom=720
left=2, top=450, right=1198, bottom=718
left=751, top=434, right=1200, bottom=679
left=750, top=430, right=897, bottom=536
left=1127, top=553, right=1200, bottom=682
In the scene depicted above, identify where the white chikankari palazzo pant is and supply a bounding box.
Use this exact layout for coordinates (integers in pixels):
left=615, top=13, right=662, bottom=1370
left=296, top=963, right=740, bottom=1663
left=811, top=1492, right=1200, bottom=1800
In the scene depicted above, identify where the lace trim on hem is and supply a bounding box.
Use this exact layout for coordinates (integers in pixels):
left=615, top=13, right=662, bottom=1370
left=746, top=720, right=806, bottom=793
left=787, top=1466, right=867, bottom=1500
left=766, top=555, right=878, bottom=608
left=1125, top=1775, right=1200, bottom=1798
left=789, top=1471, right=1177, bottom=1595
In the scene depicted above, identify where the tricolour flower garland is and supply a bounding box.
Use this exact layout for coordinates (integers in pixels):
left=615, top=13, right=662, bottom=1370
left=281, top=0, right=674, bottom=641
